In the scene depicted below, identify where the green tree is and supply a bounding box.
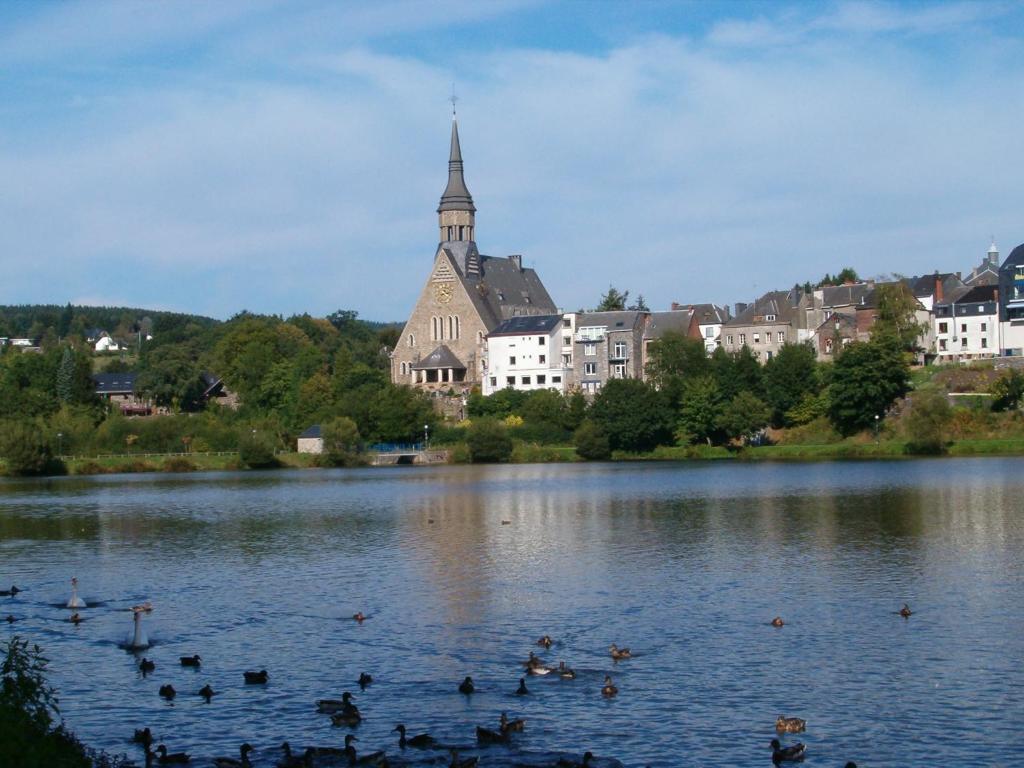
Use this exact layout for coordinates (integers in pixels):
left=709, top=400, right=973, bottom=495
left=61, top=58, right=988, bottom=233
left=904, top=388, right=952, bottom=454
left=717, top=391, right=771, bottom=444
left=645, top=331, right=710, bottom=407
left=368, top=385, right=435, bottom=444
left=321, top=416, right=363, bottom=466
left=596, top=285, right=629, bottom=312
left=991, top=369, right=1024, bottom=412
left=677, top=375, right=724, bottom=445
left=828, top=335, right=910, bottom=436
left=763, top=342, right=819, bottom=426
left=238, top=431, right=278, bottom=468
left=573, top=419, right=611, bottom=460
left=465, top=419, right=513, bottom=463
left=55, top=347, right=75, bottom=405
left=589, top=378, right=673, bottom=452
left=136, top=344, right=206, bottom=411
left=520, top=389, right=568, bottom=428
left=564, top=390, right=588, bottom=431
left=0, top=421, right=57, bottom=476
left=628, top=294, right=649, bottom=312
left=874, top=282, right=926, bottom=354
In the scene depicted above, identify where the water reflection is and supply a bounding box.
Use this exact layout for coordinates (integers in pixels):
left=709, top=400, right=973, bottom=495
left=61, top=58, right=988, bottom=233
left=1, top=459, right=1024, bottom=766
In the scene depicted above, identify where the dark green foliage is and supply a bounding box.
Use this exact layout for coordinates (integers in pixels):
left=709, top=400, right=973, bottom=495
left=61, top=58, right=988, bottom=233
left=717, top=391, right=771, bottom=443
left=0, top=421, right=61, bottom=476
left=468, top=388, right=529, bottom=419
left=816, top=267, right=860, bottom=287
left=466, top=419, right=513, bottom=463
left=763, top=342, right=819, bottom=426
left=55, top=348, right=75, bottom=404
left=829, top=335, right=911, bottom=436
left=645, top=331, right=710, bottom=407
left=366, top=385, right=435, bottom=444
left=321, top=416, right=363, bottom=467
left=711, top=346, right=765, bottom=401
left=573, top=420, right=611, bottom=460
left=589, top=378, right=674, bottom=452
left=677, top=375, right=724, bottom=445
left=136, top=343, right=206, bottom=410
left=596, top=286, right=629, bottom=312
left=991, top=369, right=1024, bottom=412
left=904, top=389, right=952, bottom=454
left=0, top=346, right=95, bottom=419
left=238, top=432, right=279, bottom=469
left=874, top=282, right=926, bottom=353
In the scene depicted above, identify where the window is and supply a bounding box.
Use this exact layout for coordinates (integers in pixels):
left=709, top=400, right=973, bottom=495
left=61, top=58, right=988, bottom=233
left=509, top=356, right=516, bottom=366
left=537, top=375, right=546, bottom=385
left=727, top=335, right=734, bottom=345
left=506, top=376, right=515, bottom=386
left=753, top=333, right=760, bottom=344
left=825, top=338, right=834, bottom=354
left=778, top=331, right=785, bottom=343
left=552, top=376, right=561, bottom=383
left=563, top=335, right=572, bottom=346
left=584, top=362, right=597, bottom=375
left=585, top=344, right=596, bottom=356
left=539, top=355, right=546, bottom=365
left=448, top=316, right=454, bottom=339
left=705, top=327, right=714, bottom=338
left=739, top=334, right=746, bottom=344
left=766, top=351, right=773, bottom=361
left=982, top=338, right=989, bottom=348
left=766, top=314, right=776, bottom=322
left=563, top=318, right=571, bottom=327
left=538, top=336, right=545, bottom=346
left=431, top=316, right=438, bottom=341
left=522, top=376, right=531, bottom=385
left=490, top=377, right=497, bottom=387
left=961, top=323, right=967, bottom=334
left=562, top=353, right=572, bottom=365
left=961, top=337, right=968, bottom=349
left=938, top=322, right=948, bottom=334
left=613, top=341, right=627, bottom=358
left=400, top=362, right=406, bottom=375
left=613, top=363, right=626, bottom=378
left=977, top=306, right=984, bottom=313
left=981, top=323, right=988, bottom=332
left=408, top=334, right=415, bottom=347
left=939, top=339, right=947, bottom=351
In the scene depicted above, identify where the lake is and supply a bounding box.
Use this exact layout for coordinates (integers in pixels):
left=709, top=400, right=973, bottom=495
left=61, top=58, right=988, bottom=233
left=1, top=459, right=1023, bottom=767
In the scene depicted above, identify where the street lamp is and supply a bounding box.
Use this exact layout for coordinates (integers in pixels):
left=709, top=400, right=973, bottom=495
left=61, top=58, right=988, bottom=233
left=874, top=414, right=880, bottom=444
left=424, top=424, right=430, bottom=449
left=57, top=432, right=63, bottom=457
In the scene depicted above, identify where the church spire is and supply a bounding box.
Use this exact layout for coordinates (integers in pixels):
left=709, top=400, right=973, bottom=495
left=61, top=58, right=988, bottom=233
left=438, top=117, right=475, bottom=243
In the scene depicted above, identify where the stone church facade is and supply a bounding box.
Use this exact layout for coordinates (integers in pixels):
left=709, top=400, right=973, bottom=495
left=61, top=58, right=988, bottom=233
left=390, top=119, right=557, bottom=392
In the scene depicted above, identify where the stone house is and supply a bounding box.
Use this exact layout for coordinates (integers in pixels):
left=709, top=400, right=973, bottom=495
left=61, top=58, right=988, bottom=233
left=720, top=289, right=805, bottom=363
left=572, top=310, right=647, bottom=395
left=297, top=425, right=323, bottom=454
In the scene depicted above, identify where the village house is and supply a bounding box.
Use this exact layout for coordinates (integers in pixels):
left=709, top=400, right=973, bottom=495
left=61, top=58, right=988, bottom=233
left=93, top=372, right=152, bottom=416
left=720, top=289, right=806, bottom=362
left=572, top=310, right=647, bottom=395
left=933, top=285, right=1000, bottom=362
left=998, top=242, right=1024, bottom=356
left=482, top=314, right=573, bottom=395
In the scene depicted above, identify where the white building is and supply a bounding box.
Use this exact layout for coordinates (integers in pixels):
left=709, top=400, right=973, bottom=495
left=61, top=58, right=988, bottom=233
left=482, top=314, right=573, bottom=395
left=933, top=285, right=1000, bottom=362
left=95, top=335, right=121, bottom=352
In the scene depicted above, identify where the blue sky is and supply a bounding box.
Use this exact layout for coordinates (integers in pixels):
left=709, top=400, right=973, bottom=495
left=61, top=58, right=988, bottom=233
left=1, top=1, right=1022, bottom=321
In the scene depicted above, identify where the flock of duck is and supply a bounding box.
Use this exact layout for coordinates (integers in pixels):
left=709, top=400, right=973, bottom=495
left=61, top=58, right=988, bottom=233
left=2, top=579, right=916, bottom=766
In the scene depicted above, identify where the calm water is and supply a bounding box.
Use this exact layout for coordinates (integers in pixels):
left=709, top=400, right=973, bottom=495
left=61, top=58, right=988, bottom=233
left=1, top=460, right=1023, bottom=767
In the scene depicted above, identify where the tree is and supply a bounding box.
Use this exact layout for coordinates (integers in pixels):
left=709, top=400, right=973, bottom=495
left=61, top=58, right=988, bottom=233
left=874, top=282, right=926, bottom=354
left=628, top=294, right=649, bottom=312
left=991, top=369, right=1024, bottom=412
left=55, top=347, right=75, bottom=405
left=238, top=431, right=278, bottom=468
left=0, top=421, right=56, bottom=476
left=574, top=420, right=611, bottom=460
left=717, top=391, right=771, bottom=444
left=465, top=419, right=513, bottom=463
left=828, top=335, right=910, bottom=436
left=711, top=346, right=764, bottom=401
left=677, top=375, right=724, bottom=445
left=763, top=342, right=819, bottom=426
left=564, top=390, right=588, bottom=431
left=520, top=389, right=568, bottom=428
left=368, top=385, right=435, bottom=444
left=645, top=331, right=710, bottom=407
left=596, top=286, right=629, bottom=312
left=589, top=378, right=673, bottom=452
left=904, top=388, right=952, bottom=454
left=321, top=416, right=362, bottom=466
left=136, top=344, right=206, bottom=411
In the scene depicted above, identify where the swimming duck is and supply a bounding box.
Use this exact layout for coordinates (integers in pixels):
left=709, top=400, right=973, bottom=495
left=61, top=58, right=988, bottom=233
left=179, top=655, right=201, bottom=667
left=318, top=691, right=359, bottom=714
left=449, top=749, right=478, bottom=768
left=155, top=744, right=190, bottom=764
left=69, top=612, right=82, bottom=624
left=158, top=684, right=176, bottom=700
left=133, top=727, right=153, bottom=748
left=198, top=684, right=216, bottom=702
left=132, top=601, right=154, bottom=613
left=5, top=614, right=15, bottom=623
left=515, top=678, right=530, bottom=695
left=601, top=675, right=618, bottom=697
left=244, top=669, right=268, bottom=684
left=343, top=734, right=387, bottom=765
left=501, top=520, right=511, bottom=525
left=213, top=743, right=253, bottom=768
left=0, top=585, right=21, bottom=597
left=499, top=712, right=525, bottom=733
left=353, top=612, right=366, bottom=622
left=525, top=652, right=553, bottom=675
left=556, top=751, right=594, bottom=767
left=459, top=676, right=475, bottom=694
left=899, top=603, right=913, bottom=618
left=332, top=708, right=363, bottom=727
left=476, top=724, right=508, bottom=744
left=558, top=661, right=576, bottom=680
left=537, top=635, right=553, bottom=648
left=770, top=739, right=806, bottom=764
left=775, top=715, right=806, bottom=733
left=393, top=724, right=435, bottom=749
left=771, top=617, right=785, bottom=627
left=358, top=672, right=373, bottom=689
left=139, top=658, right=155, bottom=674
left=609, top=643, right=631, bottom=660
left=278, top=742, right=309, bottom=768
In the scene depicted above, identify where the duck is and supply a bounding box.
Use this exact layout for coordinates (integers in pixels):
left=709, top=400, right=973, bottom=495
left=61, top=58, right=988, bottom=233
left=132, top=601, right=154, bottom=613
left=213, top=743, right=253, bottom=768
left=459, top=676, right=475, bottom=694
left=0, top=585, right=21, bottom=597
left=537, top=634, right=554, bottom=648
left=601, top=675, right=618, bottom=697
left=155, top=744, right=191, bottom=764
left=770, top=739, right=806, bottom=764
left=133, top=727, right=153, bottom=748
left=179, top=655, right=201, bottom=667
left=609, top=643, right=631, bottom=660
left=69, top=612, right=82, bottom=624
left=158, top=684, right=176, bottom=700
left=775, top=715, right=806, bottom=733
left=278, top=742, right=309, bottom=768
left=244, top=669, right=268, bottom=684
left=343, top=734, right=387, bottom=765
left=475, top=725, right=508, bottom=745
left=353, top=612, right=366, bottom=622
left=318, top=691, right=359, bottom=714
left=358, top=672, right=373, bottom=689
left=525, top=652, right=553, bottom=675
left=499, top=712, right=525, bottom=733
left=393, top=724, right=435, bottom=749
left=198, top=684, right=216, bottom=702
left=556, top=752, right=594, bottom=767
left=449, top=749, right=478, bottom=768
left=771, top=617, right=785, bottom=628
left=139, top=658, right=155, bottom=674
left=558, top=661, right=576, bottom=680
left=332, top=708, right=363, bottom=727
left=899, top=603, right=913, bottom=618
left=4, top=614, right=16, bottom=623
left=515, top=678, right=530, bottom=695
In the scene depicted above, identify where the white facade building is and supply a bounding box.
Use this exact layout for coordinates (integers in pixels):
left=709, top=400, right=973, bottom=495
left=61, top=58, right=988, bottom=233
left=482, top=314, right=573, bottom=395
left=933, top=286, right=999, bottom=362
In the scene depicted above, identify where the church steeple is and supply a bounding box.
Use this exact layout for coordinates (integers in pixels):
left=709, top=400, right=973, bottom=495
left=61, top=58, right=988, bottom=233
left=438, top=118, right=475, bottom=243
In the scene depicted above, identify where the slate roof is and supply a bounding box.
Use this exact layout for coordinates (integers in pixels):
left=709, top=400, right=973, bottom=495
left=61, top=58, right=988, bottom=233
left=939, top=285, right=1000, bottom=306
left=437, top=119, right=475, bottom=213
left=299, top=425, right=321, bottom=439
left=413, top=344, right=466, bottom=370
left=820, top=283, right=873, bottom=308
left=488, top=314, right=563, bottom=337
left=93, top=372, right=137, bottom=395
left=689, top=303, right=729, bottom=325
left=644, top=310, right=691, bottom=340
left=724, top=290, right=801, bottom=327
left=577, top=310, right=647, bottom=331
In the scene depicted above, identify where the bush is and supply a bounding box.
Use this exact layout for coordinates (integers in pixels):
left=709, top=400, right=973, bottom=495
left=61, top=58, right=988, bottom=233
left=574, top=420, right=611, bottom=460
left=991, top=369, right=1024, bottom=412
left=904, top=389, right=952, bottom=455
left=162, top=457, right=197, bottom=473
left=72, top=461, right=109, bottom=476
left=590, top=378, right=674, bottom=452
left=238, top=433, right=279, bottom=469
left=0, top=421, right=61, bottom=476
left=121, top=460, right=156, bottom=474
left=465, top=420, right=513, bottom=463
left=321, top=416, right=363, bottom=467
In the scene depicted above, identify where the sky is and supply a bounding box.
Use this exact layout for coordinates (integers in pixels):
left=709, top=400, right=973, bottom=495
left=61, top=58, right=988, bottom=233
left=1, top=0, right=1023, bottom=322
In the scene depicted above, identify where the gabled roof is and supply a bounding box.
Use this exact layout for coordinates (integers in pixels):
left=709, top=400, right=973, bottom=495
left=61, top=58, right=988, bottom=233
left=577, top=310, right=647, bottom=330
left=725, top=290, right=801, bottom=327
left=413, top=344, right=466, bottom=370
left=939, top=285, right=1000, bottom=306
left=689, top=303, right=728, bottom=325
left=299, top=425, right=321, bottom=439
left=815, top=312, right=857, bottom=333
left=820, top=283, right=873, bottom=308
left=489, top=314, right=563, bottom=337
left=93, top=372, right=137, bottom=394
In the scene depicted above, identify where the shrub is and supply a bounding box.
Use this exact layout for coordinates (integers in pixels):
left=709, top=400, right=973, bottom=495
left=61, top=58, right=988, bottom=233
left=465, top=420, right=513, bottom=463
left=162, top=457, right=197, bottom=473
left=121, top=460, right=157, bottom=474
left=321, top=416, right=363, bottom=467
left=73, top=461, right=109, bottom=476
left=991, top=369, right=1024, bottom=412
left=0, top=421, right=60, bottom=476
left=904, top=389, right=952, bottom=455
left=574, top=420, right=611, bottom=460
left=238, top=432, right=279, bottom=469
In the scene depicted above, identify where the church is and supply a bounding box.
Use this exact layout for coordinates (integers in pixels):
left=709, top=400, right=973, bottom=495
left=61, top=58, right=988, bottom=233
left=390, top=118, right=558, bottom=391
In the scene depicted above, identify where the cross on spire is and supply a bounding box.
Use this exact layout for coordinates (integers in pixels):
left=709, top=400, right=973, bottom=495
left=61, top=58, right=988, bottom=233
left=449, top=85, right=458, bottom=118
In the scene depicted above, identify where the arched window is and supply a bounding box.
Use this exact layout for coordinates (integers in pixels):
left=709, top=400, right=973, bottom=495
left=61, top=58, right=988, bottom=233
left=408, top=334, right=415, bottom=347
left=448, top=316, right=454, bottom=339
left=455, top=316, right=461, bottom=339
left=431, top=317, right=438, bottom=341
left=477, top=330, right=484, bottom=344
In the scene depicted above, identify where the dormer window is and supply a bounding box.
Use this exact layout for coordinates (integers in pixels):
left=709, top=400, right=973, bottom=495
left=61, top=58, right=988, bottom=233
left=766, top=314, right=776, bottom=322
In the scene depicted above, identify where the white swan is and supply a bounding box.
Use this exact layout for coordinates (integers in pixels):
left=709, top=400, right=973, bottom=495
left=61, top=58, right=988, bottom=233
left=66, top=577, right=86, bottom=609
left=128, top=607, right=149, bottom=649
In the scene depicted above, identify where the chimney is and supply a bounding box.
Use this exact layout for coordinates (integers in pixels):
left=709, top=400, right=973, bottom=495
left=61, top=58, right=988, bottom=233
left=935, top=275, right=943, bottom=303
left=671, top=302, right=682, bottom=311
left=735, top=302, right=748, bottom=317
left=508, top=254, right=522, bottom=271
left=994, top=287, right=999, bottom=302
